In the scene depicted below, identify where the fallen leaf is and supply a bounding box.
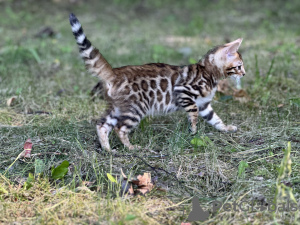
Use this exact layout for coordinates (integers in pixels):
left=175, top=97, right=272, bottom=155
left=119, top=170, right=155, bottom=195
left=6, top=96, right=17, bottom=107
left=233, top=89, right=248, bottom=97
left=217, top=80, right=251, bottom=103
left=277, top=104, right=284, bottom=108
left=233, top=89, right=250, bottom=103
left=21, top=139, right=32, bottom=158
left=132, top=172, right=154, bottom=195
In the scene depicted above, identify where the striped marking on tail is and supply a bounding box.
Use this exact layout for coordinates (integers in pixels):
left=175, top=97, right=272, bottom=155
left=69, top=13, right=92, bottom=52
left=69, top=13, right=114, bottom=82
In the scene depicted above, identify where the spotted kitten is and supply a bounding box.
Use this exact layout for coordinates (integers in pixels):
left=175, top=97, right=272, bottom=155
left=69, top=13, right=246, bottom=152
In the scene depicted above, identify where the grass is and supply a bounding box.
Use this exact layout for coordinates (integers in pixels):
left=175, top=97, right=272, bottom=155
left=0, top=0, right=300, bottom=224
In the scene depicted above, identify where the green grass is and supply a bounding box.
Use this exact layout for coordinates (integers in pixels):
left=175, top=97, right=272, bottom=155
left=1, top=0, right=300, bottom=224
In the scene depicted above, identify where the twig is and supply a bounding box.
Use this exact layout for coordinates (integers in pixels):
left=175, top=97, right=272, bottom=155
left=112, top=153, right=184, bottom=184
left=247, top=151, right=297, bottom=164
left=31, top=152, right=68, bottom=157
left=27, top=111, right=52, bottom=115
left=233, top=146, right=270, bottom=155
left=44, top=199, right=68, bottom=211
left=97, top=152, right=193, bottom=195
left=162, top=196, right=193, bottom=210
left=184, top=185, right=203, bottom=194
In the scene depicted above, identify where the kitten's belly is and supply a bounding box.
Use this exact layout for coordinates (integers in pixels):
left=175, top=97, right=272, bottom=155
left=146, top=103, right=178, bottom=116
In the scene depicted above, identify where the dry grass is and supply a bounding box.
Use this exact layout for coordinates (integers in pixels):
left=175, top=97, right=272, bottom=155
left=0, top=175, right=175, bottom=224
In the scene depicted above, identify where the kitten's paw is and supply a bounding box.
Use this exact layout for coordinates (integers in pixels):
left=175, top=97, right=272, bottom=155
left=224, top=125, right=237, bottom=133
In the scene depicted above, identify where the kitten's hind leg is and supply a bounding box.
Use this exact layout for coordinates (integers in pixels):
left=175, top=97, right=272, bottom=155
left=115, top=127, right=141, bottom=150
left=91, top=81, right=103, bottom=100
left=96, top=114, right=118, bottom=152
left=114, top=114, right=142, bottom=150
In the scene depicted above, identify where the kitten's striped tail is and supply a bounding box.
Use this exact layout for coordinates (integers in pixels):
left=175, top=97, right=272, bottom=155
left=69, top=13, right=114, bottom=82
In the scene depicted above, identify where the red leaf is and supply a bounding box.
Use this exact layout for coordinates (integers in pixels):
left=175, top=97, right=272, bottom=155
left=21, top=139, right=32, bottom=158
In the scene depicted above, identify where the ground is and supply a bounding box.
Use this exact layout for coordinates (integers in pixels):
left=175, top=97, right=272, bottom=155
left=0, top=0, right=300, bottom=224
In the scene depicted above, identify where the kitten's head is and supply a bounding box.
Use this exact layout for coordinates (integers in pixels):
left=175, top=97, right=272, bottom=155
left=215, top=38, right=246, bottom=79
left=201, top=38, right=246, bottom=81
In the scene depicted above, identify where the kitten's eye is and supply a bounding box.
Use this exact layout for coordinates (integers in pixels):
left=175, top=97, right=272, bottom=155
left=237, top=66, right=241, bottom=70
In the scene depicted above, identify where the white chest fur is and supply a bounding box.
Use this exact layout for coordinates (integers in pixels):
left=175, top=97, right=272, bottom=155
left=195, top=87, right=217, bottom=107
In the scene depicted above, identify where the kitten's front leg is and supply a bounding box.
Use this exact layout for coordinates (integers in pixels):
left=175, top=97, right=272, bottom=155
left=199, top=102, right=237, bottom=132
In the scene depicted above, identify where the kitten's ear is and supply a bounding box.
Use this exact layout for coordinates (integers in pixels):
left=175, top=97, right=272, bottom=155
left=224, top=38, right=243, bottom=56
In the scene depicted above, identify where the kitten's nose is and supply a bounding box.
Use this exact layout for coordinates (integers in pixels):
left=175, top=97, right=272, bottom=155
left=242, top=73, right=245, bottom=76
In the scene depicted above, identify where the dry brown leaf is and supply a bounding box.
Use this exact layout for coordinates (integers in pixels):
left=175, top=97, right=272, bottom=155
left=233, top=89, right=248, bottom=97
left=233, top=89, right=250, bottom=103
left=277, top=104, right=284, bottom=108
left=132, top=172, right=154, bottom=195
left=120, top=171, right=155, bottom=195
left=21, top=139, right=32, bottom=158
left=6, top=96, right=17, bottom=107
left=218, top=80, right=251, bottom=103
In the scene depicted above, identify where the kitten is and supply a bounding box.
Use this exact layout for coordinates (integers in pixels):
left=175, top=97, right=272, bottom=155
left=69, top=13, right=246, bottom=152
